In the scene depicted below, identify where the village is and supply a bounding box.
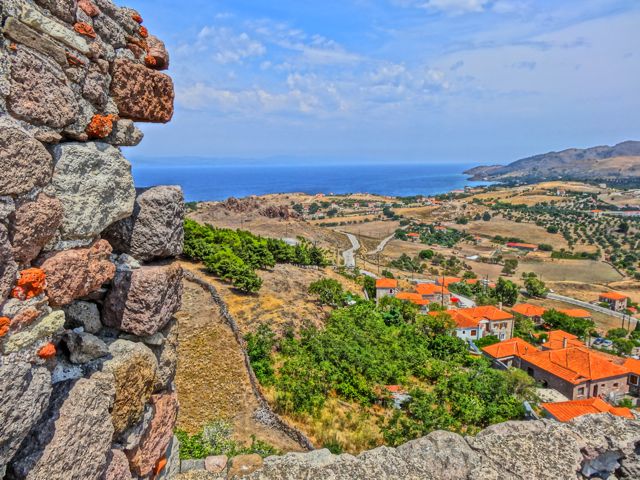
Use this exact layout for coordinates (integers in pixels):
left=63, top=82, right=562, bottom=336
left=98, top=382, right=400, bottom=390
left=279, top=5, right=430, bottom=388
left=374, top=273, right=640, bottom=422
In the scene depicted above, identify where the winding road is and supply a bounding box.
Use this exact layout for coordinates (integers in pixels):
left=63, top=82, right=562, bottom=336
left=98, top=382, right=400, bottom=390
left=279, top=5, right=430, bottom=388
left=340, top=232, right=361, bottom=268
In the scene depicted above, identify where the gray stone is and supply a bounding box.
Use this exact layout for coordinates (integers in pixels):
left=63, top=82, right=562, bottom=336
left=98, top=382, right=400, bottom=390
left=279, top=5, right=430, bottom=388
left=62, top=95, right=95, bottom=141
left=63, top=331, right=109, bottom=363
left=151, top=318, right=178, bottom=392
left=0, top=363, right=52, bottom=473
left=119, top=403, right=153, bottom=450
left=157, top=436, right=181, bottom=480
left=104, top=119, right=143, bottom=146
left=181, top=459, right=206, bottom=473
left=64, top=300, right=102, bottom=334
left=93, top=12, right=126, bottom=48
left=205, top=455, right=228, bottom=474
left=19, top=2, right=90, bottom=55
left=8, top=47, right=78, bottom=128
left=103, top=262, right=183, bottom=336
left=103, top=186, right=185, bottom=262
left=51, top=358, right=84, bottom=384
left=0, top=224, right=18, bottom=305
left=9, top=371, right=115, bottom=480
left=0, top=123, right=53, bottom=196
left=50, top=142, right=135, bottom=242
left=3, top=17, right=68, bottom=65
left=83, top=62, right=111, bottom=108
left=0, top=197, right=15, bottom=221
left=33, top=0, right=77, bottom=24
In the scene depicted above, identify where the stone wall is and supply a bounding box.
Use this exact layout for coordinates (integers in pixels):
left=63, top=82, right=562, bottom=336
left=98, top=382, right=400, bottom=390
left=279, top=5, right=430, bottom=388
left=0, top=1, right=182, bottom=479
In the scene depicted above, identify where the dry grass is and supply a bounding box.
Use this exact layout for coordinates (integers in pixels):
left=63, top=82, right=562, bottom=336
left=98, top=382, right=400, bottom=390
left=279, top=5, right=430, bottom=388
left=264, top=391, right=387, bottom=454
left=181, top=261, right=363, bottom=336
left=174, top=278, right=302, bottom=451
left=515, top=260, right=623, bottom=284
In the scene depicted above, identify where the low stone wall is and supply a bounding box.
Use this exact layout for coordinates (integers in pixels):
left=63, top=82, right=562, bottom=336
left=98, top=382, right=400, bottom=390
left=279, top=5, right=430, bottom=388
left=0, top=1, right=182, bottom=478
left=183, top=270, right=315, bottom=452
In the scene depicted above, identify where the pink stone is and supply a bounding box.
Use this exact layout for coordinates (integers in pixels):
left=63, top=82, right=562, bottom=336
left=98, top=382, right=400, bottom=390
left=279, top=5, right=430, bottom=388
left=126, top=393, right=178, bottom=477
left=205, top=455, right=228, bottom=474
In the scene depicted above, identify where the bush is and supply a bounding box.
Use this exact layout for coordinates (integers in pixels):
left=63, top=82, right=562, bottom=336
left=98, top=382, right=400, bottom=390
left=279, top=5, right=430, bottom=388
left=538, top=244, right=553, bottom=252
left=309, top=278, right=345, bottom=307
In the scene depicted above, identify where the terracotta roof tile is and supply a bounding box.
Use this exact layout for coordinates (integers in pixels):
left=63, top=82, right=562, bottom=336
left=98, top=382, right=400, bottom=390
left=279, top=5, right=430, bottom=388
left=376, top=278, right=398, bottom=289
left=541, top=398, right=634, bottom=422
left=600, top=292, right=628, bottom=301
left=558, top=308, right=592, bottom=318
left=482, top=338, right=537, bottom=359
left=416, top=283, right=450, bottom=296
left=512, top=303, right=546, bottom=317
left=521, top=347, right=629, bottom=384
left=396, top=292, right=430, bottom=306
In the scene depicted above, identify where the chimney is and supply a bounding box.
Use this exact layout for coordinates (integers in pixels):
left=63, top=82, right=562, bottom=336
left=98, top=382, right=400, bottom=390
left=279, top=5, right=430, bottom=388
left=562, top=337, right=568, bottom=349
left=499, top=302, right=503, bottom=311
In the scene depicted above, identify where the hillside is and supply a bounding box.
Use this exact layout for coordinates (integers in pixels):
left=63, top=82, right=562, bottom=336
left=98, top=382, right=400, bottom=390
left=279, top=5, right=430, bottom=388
left=466, top=141, right=640, bottom=184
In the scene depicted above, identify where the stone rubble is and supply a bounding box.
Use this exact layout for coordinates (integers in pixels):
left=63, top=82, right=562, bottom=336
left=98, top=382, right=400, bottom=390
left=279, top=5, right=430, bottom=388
left=0, top=0, right=180, bottom=478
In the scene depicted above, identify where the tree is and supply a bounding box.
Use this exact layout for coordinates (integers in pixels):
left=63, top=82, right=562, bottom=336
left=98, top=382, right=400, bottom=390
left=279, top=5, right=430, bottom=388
left=502, top=259, right=518, bottom=275
left=475, top=335, right=500, bottom=348
left=542, top=310, right=595, bottom=338
left=606, top=328, right=628, bottom=340
left=308, top=279, right=345, bottom=307
left=546, top=225, right=559, bottom=234
left=419, top=249, right=435, bottom=260
left=246, top=325, right=276, bottom=384
left=618, top=222, right=630, bottom=234
left=482, top=212, right=492, bottom=222
left=538, top=244, right=553, bottom=252
left=495, top=277, right=519, bottom=306
left=522, top=272, right=548, bottom=298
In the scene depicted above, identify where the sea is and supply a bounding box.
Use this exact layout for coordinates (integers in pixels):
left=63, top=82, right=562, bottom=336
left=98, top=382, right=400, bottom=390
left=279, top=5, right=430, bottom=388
left=130, top=159, right=488, bottom=202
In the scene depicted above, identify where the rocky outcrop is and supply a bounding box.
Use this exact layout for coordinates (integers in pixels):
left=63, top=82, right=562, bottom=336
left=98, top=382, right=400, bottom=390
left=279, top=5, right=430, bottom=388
left=0, top=0, right=181, bottom=478
left=230, top=415, right=640, bottom=480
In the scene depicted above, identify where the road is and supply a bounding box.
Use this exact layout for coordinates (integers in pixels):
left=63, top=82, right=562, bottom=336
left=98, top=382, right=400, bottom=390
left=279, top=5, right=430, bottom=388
left=367, top=232, right=397, bottom=256
left=340, top=232, right=360, bottom=269
left=546, top=292, right=637, bottom=328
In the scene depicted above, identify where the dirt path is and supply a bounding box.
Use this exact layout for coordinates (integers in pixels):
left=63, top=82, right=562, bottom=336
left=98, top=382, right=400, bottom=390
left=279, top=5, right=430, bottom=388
left=174, top=278, right=302, bottom=452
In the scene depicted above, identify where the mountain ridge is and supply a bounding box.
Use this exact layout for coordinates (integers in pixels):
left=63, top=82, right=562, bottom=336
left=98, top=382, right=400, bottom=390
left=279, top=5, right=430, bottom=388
left=466, top=140, right=640, bottom=184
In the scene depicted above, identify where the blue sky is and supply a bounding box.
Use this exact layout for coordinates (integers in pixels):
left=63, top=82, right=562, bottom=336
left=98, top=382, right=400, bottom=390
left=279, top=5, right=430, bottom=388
left=127, top=0, right=640, bottom=164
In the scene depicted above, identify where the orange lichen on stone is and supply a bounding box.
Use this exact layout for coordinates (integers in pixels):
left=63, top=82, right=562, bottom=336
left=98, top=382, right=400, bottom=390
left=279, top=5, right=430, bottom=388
left=139, top=26, right=149, bottom=38
left=153, top=457, right=167, bottom=476
left=0, top=317, right=9, bottom=337
left=132, top=13, right=143, bottom=24
left=86, top=114, right=117, bottom=139
left=38, top=342, right=57, bottom=359
left=13, top=268, right=47, bottom=300
left=66, top=52, right=85, bottom=67
left=9, top=43, right=18, bottom=51
left=74, top=22, right=97, bottom=39
left=144, top=54, right=157, bottom=68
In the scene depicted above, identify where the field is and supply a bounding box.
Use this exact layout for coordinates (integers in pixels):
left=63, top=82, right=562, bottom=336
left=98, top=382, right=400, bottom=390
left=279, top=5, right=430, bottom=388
left=182, top=261, right=363, bottom=336
left=515, top=259, right=623, bottom=284
left=448, top=217, right=570, bottom=249
left=174, top=276, right=302, bottom=451
left=339, top=220, right=399, bottom=252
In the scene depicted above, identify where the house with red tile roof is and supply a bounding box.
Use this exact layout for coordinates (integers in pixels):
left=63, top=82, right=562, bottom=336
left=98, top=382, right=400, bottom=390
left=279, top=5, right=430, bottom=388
left=406, top=232, right=420, bottom=242
left=599, top=292, right=628, bottom=312
left=541, top=330, right=585, bottom=351
left=375, top=278, right=398, bottom=303
left=436, top=276, right=462, bottom=287
left=482, top=337, right=537, bottom=368
left=506, top=242, right=538, bottom=252
left=558, top=308, right=592, bottom=320
left=541, top=398, right=633, bottom=422
left=416, top=283, right=451, bottom=306
left=396, top=292, right=430, bottom=313
left=519, top=347, right=629, bottom=400
left=623, top=358, right=640, bottom=395
left=511, top=303, right=546, bottom=324
left=433, top=306, right=514, bottom=342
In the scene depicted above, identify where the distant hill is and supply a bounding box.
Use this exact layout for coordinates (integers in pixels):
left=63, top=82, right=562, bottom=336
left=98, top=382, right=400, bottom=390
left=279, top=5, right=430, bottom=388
left=466, top=141, right=640, bottom=185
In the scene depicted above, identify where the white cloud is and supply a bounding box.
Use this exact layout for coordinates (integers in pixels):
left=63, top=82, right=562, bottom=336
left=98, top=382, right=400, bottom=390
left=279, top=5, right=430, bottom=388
left=197, top=26, right=266, bottom=64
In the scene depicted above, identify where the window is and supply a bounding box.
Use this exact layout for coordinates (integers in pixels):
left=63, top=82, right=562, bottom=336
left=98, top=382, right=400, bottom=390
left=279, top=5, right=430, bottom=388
left=577, top=387, right=584, bottom=395
left=527, top=367, right=534, bottom=376
left=613, top=383, right=619, bottom=388
left=630, top=375, right=639, bottom=386
left=471, top=330, right=477, bottom=336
